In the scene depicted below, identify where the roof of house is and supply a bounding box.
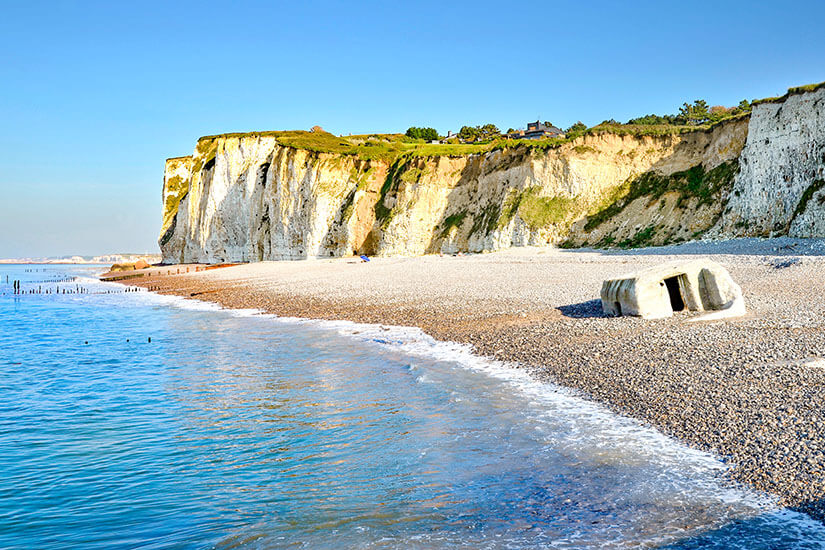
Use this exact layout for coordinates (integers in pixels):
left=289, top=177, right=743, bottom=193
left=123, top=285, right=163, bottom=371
left=525, top=121, right=562, bottom=134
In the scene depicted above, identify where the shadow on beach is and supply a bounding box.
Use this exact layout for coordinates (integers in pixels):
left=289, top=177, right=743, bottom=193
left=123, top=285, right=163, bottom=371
left=559, top=237, right=825, bottom=258
left=557, top=299, right=608, bottom=319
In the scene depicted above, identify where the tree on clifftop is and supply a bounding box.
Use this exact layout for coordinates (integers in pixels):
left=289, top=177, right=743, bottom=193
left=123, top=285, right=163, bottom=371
left=458, top=124, right=500, bottom=142
left=405, top=127, right=439, bottom=141
left=732, top=99, right=752, bottom=115
left=679, top=100, right=710, bottom=125
left=479, top=124, right=500, bottom=139
left=458, top=125, right=480, bottom=142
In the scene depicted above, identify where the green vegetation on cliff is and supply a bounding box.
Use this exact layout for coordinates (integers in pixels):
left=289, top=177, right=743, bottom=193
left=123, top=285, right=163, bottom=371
left=163, top=175, right=187, bottom=206
left=584, top=160, right=740, bottom=232
left=440, top=210, right=469, bottom=236
left=791, top=179, right=825, bottom=222
left=374, top=159, right=406, bottom=227
left=516, top=188, right=579, bottom=230
left=191, top=139, right=218, bottom=173
left=160, top=170, right=191, bottom=240
left=627, top=98, right=752, bottom=127
left=587, top=112, right=750, bottom=138
left=183, top=80, right=823, bottom=169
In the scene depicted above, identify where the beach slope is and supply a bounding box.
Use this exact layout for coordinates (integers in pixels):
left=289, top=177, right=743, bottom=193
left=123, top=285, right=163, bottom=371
left=126, top=240, right=825, bottom=520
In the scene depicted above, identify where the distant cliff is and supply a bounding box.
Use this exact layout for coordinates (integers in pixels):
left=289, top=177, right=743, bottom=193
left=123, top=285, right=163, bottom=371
left=160, top=85, right=825, bottom=263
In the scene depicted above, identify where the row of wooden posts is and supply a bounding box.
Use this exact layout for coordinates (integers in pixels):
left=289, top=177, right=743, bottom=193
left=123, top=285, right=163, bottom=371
left=5, top=275, right=77, bottom=284
left=5, top=264, right=205, bottom=296
left=6, top=281, right=148, bottom=296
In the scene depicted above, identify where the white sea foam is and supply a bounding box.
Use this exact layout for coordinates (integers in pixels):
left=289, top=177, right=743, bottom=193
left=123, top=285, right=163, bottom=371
left=136, top=291, right=733, bottom=467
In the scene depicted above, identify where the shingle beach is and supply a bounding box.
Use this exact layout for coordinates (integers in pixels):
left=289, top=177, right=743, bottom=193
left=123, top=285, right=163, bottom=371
left=124, top=238, right=825, bottom=521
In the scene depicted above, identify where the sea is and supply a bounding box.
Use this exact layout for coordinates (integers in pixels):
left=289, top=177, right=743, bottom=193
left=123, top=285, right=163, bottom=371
left=1, top=264, right=824, bottom=549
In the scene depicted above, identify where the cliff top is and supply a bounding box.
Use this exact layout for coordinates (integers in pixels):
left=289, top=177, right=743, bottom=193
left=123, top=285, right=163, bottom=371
left=185, top=118, right=744, bottom=164
left=192, top=130, right=494, bottom=162
left=175, top=80, right=822, bottom=162
left=752, top=80, right=825, bottom=106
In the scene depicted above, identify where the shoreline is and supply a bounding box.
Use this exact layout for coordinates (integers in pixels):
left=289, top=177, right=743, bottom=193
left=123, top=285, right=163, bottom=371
left=120, top=242, right=825, bottom=521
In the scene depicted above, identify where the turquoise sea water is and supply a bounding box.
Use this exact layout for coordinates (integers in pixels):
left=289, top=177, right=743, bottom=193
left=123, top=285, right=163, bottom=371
left=1, top=264, right=824, bottom=549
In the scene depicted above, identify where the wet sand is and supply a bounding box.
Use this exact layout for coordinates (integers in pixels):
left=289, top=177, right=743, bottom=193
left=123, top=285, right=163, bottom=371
left=120, top=241, right=825, bottom=520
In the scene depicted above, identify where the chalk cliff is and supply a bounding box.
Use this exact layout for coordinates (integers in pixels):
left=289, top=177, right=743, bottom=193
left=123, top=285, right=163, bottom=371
left=160, top=86, right=825, bottom=263
left=711, top=86, right=825, bottom=237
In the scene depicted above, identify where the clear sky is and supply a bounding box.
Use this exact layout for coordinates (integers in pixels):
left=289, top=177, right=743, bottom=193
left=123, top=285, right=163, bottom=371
left=1, top=0, right=823, bottom=258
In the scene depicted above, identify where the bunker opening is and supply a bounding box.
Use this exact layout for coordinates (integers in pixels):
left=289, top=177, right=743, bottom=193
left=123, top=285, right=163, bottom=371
left=664, top=275, right=685, bottom=312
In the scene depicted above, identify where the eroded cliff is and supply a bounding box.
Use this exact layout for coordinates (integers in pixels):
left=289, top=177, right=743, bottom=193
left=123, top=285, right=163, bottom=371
left=711, top=86, right=825, bottom=237
left=160, top=85, right=825, bottom=263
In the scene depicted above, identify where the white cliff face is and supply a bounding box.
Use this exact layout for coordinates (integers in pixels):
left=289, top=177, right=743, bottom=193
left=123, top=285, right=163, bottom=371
left=159, top=91, right=825, bottom=263
left=713, top=87, right=825, bottom=237
left=160, top=121, right=749, bottom=262
left=162, top=135, right=386, bottom=263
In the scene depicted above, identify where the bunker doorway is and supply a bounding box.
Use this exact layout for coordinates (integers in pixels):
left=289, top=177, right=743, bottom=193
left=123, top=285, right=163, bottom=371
left=664, top=276, right=685, bottom=312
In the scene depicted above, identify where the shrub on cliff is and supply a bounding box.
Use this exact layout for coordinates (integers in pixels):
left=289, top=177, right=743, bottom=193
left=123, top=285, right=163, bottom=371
left=627, top=113, right=681, bottom=125
left=565, top=121, right=588, bottom=139
left=458, top=124, right=500, bottom=142
left=628, top=99, right=751, bottom=127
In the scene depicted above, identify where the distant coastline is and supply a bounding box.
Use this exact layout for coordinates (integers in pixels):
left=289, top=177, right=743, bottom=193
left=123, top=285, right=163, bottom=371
left=0, top=253, right=161, bottom=265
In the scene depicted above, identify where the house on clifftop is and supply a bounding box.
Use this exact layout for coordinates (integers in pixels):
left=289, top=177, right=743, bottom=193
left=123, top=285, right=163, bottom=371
left=506, top=121, right=564, bottom=140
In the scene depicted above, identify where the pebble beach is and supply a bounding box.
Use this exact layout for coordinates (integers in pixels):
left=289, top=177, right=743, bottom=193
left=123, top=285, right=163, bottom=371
left=124, top=238, right=825, bottom=522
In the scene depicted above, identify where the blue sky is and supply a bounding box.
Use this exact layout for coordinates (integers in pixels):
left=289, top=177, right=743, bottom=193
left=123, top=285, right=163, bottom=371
left=1, top=0, right=823, bottom=257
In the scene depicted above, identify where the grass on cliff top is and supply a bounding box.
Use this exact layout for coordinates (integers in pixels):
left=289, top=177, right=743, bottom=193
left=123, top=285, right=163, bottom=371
left=347, top=133, right=407, bottom=142
left=751, top=81, right=825, bottom=106
left=189, top=113, right=752, bottom=165
left=195, top=130, right=506, bottom=162
left=194, top=130, right=402, bottom=162
left=586, top=113, right=751, bottom=138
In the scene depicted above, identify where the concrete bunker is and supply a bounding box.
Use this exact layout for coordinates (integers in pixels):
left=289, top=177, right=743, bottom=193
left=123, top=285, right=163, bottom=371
left=601, top=260, right=746, bottom=320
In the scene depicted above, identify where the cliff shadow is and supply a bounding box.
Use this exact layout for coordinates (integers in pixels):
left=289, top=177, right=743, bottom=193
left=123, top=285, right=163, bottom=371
left=557, top=236, right=825, bottom=258
left=317, top=157, right=390, bottom=258
left=422, top=147, right=533, bottom=255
